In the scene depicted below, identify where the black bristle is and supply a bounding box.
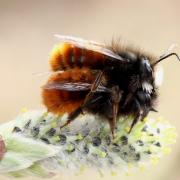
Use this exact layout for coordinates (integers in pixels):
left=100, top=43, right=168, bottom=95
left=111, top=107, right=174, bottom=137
left=145, top=150, right=152, bottom=154
left=135, top=153, right=141, bottom=161
left=150, top=140, right=155, bottom=144
left=83, top=145, right=89, bottom=154
left=157, top=128, right=160, bottom=134
left=92, top=136, right=101, bottom=146
left=13, top=127, right=22, bottom=133
left=137, top=140, right=144, bottom=146
left=105, top=135, right=111, bottom=146
left=32, top=126, right=40, bottom=137
left=82, top=128, right=90, bottom=137
left=66, top=144, right=75, bottom=153
left=47, top=128, right=56, bottom=136
left=142, top=125, right=148, bottom=132
left=112, top=144, right=121, bottom=152
left=129, top=145, right=135, bottom=152
left=122, top=152, right=128, bottom=156
left=59, top=134, right=67, bottom=145
left=70, top=148, right=75, bottom=153
left=155, top=142, right=161, bottom=147
left=40, top=137, right=50, bottom=144
left=108, top=158, right=114, bottom=165
left=120, top=136, right=128, bottom=145
left=40, top=119, right=46, bottom=125
left=24, top=119, right=31, bottom=129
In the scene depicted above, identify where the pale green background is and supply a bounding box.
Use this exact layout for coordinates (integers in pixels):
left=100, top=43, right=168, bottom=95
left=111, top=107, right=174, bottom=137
left=0, top=0, right=180, bottom=179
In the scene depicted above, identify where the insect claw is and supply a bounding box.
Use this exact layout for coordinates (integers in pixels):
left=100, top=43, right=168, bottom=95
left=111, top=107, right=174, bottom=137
left=80, top=108, right=85, bottom=115
left=128, top=120, right=136, bottom=134
left=111, top=130, right=116, bottom=140
left=60, top=120, right=71, bottom=129
left=150, top=108, right=158, bottom=112
left=128, top=124, right=135, bottom=134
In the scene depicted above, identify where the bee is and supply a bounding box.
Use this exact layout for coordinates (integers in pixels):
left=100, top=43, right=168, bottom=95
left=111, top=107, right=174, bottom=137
left=42, top=35, right=180, bottom=138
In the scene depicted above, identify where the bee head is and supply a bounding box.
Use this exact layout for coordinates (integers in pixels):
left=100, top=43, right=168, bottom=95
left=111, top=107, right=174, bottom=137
left=138, top=52, right=180, bottom=88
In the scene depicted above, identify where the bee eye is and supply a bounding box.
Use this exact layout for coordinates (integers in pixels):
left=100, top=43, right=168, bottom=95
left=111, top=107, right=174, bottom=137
left=139, top=58, right=152, bottom=78
left=141, top=58, right=152, bottom=71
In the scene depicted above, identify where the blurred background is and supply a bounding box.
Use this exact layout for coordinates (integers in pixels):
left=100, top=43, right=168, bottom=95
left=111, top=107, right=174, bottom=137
left=0, top=0, right=180, bottom=179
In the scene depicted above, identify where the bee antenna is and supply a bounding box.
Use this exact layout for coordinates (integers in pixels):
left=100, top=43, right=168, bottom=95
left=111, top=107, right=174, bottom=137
left=153, top=53, right=180, bottom=66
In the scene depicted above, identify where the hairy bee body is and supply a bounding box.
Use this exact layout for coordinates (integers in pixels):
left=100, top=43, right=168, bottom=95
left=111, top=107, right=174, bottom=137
left=42, top=35, right=179, bottom=137
left=43, top=68, right=97, bottom=114
left=50, top=43, right=106, bottom=71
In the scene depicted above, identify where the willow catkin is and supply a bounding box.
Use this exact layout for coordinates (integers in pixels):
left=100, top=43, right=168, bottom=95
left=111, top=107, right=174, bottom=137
left=0, top=110, right=177, bottom=178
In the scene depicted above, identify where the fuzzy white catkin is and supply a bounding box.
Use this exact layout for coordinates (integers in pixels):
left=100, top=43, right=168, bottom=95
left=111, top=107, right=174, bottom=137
left=0, top=110, right=176, bottom=178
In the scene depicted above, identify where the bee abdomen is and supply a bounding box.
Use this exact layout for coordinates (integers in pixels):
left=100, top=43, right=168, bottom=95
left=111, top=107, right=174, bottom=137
left=42, top=68, right=96, bottom=115
left=49, top=43, right=105, bottom=71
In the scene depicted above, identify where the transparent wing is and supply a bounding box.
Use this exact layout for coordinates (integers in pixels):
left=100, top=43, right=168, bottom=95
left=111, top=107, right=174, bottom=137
left=54, top=35, right=126, bottom=61
left=43, top=82, right=109, bottom=92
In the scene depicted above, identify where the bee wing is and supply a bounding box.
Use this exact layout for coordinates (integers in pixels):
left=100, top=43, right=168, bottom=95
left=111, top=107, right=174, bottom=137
left=43, top=82, right=109, bottom=92
left=54, top=35, right=125, bottom=61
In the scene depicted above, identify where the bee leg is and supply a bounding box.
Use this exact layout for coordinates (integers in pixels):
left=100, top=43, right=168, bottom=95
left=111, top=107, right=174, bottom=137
left=129, top=99, right=143, bottom=133
left=108, top=86, right=122, bottom=139
left=60, top=107, right=83, bottom=128
left=140, top=107, right=151, bottom=122
left=108, top=119, right=116, bottom=139
left=61, top=70, right=106, bottom=129
left=150, top=108, right=158, bottom=112
left=129, top=110, right=143, bottom=133
left=122, top=93, right=133, bottom=108
left=91, top=70, right=104, bottom=92
left=83, top=70, right=104, bottom=106
left=60, top=94, right=104, bottom=129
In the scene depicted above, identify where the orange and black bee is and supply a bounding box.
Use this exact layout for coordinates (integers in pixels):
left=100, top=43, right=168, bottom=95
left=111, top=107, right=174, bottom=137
left=42, top=35, right=180, bottom=138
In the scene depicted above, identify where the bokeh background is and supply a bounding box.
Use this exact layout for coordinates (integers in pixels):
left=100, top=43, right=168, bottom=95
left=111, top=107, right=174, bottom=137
left=0, top=0, right=180, bottom=179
